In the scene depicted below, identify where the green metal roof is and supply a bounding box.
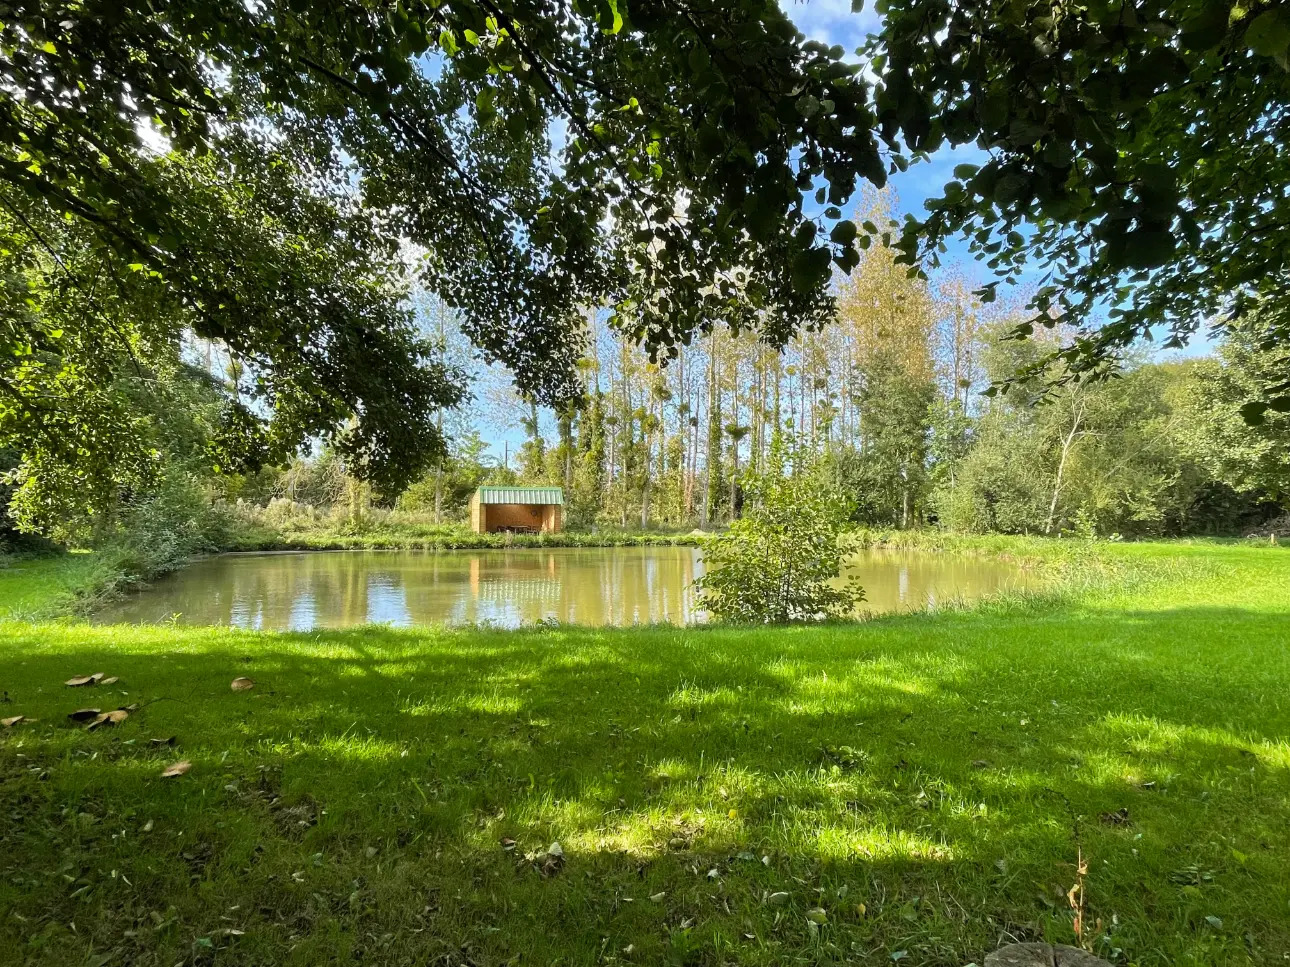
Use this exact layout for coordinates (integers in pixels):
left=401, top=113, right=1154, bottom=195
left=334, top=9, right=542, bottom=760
left=476, top=486, right=564, bottom=505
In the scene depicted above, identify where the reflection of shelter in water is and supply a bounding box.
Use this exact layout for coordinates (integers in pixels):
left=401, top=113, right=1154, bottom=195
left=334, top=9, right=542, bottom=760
left=469, top=486, right=563, bottom=534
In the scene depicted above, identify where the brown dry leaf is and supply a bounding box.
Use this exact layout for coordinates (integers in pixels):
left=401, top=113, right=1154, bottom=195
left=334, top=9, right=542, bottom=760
left=86, top=709, right=129, bottom=731
left=100, top=677, right=119, bottom=686
left=2, top=715, right=29, bottom=727
left=230, top=677, right=255, bottom=692
left=533, top=841, right=565, bottom=877
left=161, top=760, right=191, bottom=778
left=500, top=837, right=517, bottom=851
left=1099, top=807, right=1131, bottom=826
left=65, top=675, right=96, bottom=687
left=68, top=708, right=102, bottom=722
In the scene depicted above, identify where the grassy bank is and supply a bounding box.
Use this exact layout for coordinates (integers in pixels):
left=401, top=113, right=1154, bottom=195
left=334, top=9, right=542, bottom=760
left=235, top=522, right=705, bottom=551
left=2, top=540, right=1288, bottom=966
left=231, top=505, right=706, bottom=551
left=0, top=552, right=103, bottom=619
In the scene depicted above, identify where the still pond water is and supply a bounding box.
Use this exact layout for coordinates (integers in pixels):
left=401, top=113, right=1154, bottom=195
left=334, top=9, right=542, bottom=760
left=93, top=547, right=1036, bottom=630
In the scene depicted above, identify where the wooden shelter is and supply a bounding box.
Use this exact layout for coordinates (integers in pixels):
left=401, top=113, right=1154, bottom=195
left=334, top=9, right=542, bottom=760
left=469, top=486, right=564, bottom=534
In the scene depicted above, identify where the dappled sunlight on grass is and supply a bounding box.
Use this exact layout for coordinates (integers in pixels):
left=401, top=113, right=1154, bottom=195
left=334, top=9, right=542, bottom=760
left=2, top=542, right=1290, bottom=965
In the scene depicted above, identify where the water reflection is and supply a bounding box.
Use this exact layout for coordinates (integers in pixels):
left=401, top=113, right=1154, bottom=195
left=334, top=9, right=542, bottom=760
left=839, top=549, right=1034, bottom=614
left=92, top=547, right=1035, bottom=630
left=94, top=547, right=707, bottom=630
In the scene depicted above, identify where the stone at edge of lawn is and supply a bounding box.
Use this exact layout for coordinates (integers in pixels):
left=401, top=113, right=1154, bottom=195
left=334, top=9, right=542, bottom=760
left=983, top=943, right=1111, bottom=967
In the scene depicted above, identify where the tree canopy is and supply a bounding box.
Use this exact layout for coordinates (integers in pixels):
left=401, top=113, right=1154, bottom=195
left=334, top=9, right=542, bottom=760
left=872, top=0, right=1290, bottom=412
left=3, top=0, right=1289, bottom=527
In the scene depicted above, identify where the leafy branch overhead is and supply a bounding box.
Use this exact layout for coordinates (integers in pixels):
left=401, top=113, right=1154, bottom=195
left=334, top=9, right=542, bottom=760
left=3, top=0, right=1290, bottom=520
left=870, top=0, right=1290, bottom=408
left=0, top=0, right=885, bottom=509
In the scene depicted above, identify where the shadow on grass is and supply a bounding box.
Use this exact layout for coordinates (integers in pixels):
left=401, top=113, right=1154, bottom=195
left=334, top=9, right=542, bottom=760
left=2, top=603, right=1289, bottom=966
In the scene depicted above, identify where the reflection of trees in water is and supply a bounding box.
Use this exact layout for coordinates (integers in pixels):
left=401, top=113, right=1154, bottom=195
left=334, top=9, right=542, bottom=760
left=108, top=548, right=708, bottom=630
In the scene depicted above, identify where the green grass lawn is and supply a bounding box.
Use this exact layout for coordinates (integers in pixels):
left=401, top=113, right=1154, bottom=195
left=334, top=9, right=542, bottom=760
left=0, top=552, right=101, bottom=619
left=2, top=541, right=1288, bottom=966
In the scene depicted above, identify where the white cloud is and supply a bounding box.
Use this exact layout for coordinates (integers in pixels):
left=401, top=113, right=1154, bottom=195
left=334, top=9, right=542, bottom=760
left=778, top=0, right=878, bottom=51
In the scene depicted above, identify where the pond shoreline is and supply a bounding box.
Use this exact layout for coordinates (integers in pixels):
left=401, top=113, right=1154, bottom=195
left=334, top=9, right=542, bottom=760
left=91, top=544, right=1044, bottom=631
left=6, top=531, right=1246, bottom=624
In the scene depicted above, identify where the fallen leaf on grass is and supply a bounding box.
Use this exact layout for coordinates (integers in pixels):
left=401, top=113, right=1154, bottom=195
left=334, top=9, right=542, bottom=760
left=766, top=891, right=790, bottom=907
left=100, top=677, right=119, bottom=686
left=86, top=709, right=130, bottom=731
left=66, top=673, right=105, bottom=687
left=530, top=841, right=564, bottom=877
left=161, top=760, right=191, bottom=778
left=805, top=907, right=828, bottom=924
left=68, top=708, right=101, bottom=722
left=649, top=891, right=667, bottom=902
left=230, top=677, right=255, bottom=692
left=971, top=759, right=990, bottom=769
left=2, top=715, right=32, bottom=727
left=150, top=736, right=177, bottom=747
left=500, top=837, right=517, bottom=851
left=1169, top=866, right=1215, bottom=885
left=1100, top=807, right=1131, bottom=826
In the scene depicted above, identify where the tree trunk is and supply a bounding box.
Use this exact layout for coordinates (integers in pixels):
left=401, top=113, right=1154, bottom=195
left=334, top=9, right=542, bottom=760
left=1045, top=399, right=1085, bottom=535
left=433, top=408, right=444, bottom=524
left=702, top=329, right=718, bottom=527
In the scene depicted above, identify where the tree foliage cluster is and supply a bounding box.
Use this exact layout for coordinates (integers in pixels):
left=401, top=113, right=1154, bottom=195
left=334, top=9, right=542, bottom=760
left=875, top=0, right=1290, bottom=409
left=0, top=0, right=890, bottom=519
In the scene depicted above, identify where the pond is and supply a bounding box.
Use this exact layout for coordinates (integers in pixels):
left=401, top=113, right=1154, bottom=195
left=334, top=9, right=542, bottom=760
left=92, top=546, right=1038, bottom=630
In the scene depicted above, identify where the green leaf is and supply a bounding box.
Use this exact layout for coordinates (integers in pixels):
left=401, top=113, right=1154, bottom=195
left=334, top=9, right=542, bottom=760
left=475, top=88, right=496, bottom=124
left=994, top=174, right=1029, bottom=206
left=598, top=0, right=624, bottom=34
left=795, top=95, right=821, bottom=119
left=1124, top=229, right=1176, bottom=269
left=1245, top=9, right=1290, bottom=57
left=829, top=220, right=857, bottom=245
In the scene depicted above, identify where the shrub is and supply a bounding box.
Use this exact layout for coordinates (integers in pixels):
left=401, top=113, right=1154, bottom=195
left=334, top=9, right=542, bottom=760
left=695, top=435, right=862, bottom=623
left=102, top=472, right=233, bottom=582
